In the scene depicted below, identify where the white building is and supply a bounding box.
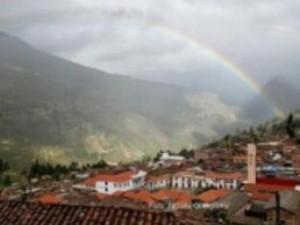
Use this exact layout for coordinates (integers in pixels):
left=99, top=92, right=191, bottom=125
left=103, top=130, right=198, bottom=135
left=200, top=171, right=243, bottom=189
left=152, top=152, right=186, bottom=168
left=82, top=170, right=147, bottom=194
left=160, top=152, right=185, bottom=161
left=145, top=174, right=171, bottom=191
left=171, top=170, right=243, bottom=190
left=172, top=171, right=203, bottom=189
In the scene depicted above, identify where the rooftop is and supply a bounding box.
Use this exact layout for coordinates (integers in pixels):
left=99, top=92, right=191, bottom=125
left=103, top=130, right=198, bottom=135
left=196, top=189, right=231, bottom=203
left=244, top=183, right=293, bottom=194
left=83, top=170, right=145, bottom=186
left=0, top=200, right=210, bottom=225
left=205, top=171, right=244, bottom=180
left=248, top=191, right=273, bottom=202
left=146, top=174, right=170, bottom=182
left=152, top=189, right=193, bottom=205
left=37, top=193, right=63, bottom=205
left=265, top=190, right=300, bottom=214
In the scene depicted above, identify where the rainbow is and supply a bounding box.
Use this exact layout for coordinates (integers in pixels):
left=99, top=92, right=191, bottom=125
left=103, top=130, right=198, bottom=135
left=145, top=23, right=286, bottom=118
left=1, top=12, right=286, bottom=117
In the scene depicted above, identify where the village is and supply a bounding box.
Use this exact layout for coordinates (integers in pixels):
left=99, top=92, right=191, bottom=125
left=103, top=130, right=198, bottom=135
left=1, top=136, right=300, bottom=225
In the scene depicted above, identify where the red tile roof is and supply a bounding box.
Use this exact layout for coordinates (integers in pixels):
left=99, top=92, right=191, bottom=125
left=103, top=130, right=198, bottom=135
left=83, top=171, right=138, bottom=186
left=249, top=191, right=273, bottom=201
left=152, top=189, right=193, bottom=204
left=232, top=155, right=247, bottom=161
left=111, top=189, right=194, bottom=206
left=123, top=191, right=156, bottom=205
left=245, top=183, right=294, bottom=192
left=96, top=192, right=110, bottom=200
left=196, top=189, right=231, bottom=203
left=146, top=174, right=170, bottom=182
left=244, top=183, right=294, bottom=200
left=0, top=200, right=209, bottom=225
left=205, top=171, right=243, bottom=180
left=37, top=193, right=63, bottom=205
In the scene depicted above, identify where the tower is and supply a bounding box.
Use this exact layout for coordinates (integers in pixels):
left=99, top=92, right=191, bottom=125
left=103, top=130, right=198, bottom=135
left=247, top=144, right=256, bottom=184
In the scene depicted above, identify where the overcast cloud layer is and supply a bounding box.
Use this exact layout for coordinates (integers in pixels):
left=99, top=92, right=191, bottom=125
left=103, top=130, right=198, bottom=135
left=1, top=0, right=300, bottom=103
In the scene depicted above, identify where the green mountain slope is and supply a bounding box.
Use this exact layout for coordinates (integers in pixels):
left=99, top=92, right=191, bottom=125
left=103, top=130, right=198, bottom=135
left=0, top=32, right=241, bottom=169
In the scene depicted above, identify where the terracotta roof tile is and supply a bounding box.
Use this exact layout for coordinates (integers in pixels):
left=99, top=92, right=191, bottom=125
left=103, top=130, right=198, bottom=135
left=205, top=171, right=243, bottom=180
left=0, top=200, right=210, bottom=225
left=196, top=189, right=231, bottom=203
left=245, top=183, right=294, bottom=193
left=37, top=193, right=63, bottom=205
left=83, top=171, right=139, bottom=186
left=249, top=191, right=273, bottom=201
left=146, top=174, right=170, bottom=182
left=113, top=190, right=194, bottom=206
left=123, top=191, right=156, bottom=205
left=152, top=189, right=193, bottom=204
left=96, top=192, right=110, bottom=200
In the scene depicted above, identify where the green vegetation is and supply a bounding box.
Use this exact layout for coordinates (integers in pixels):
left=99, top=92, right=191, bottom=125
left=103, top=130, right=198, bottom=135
left=287, top=113, right=297, bottom=138
left=205, top=208, right=229, bottom=225
left=0, top=32, right=242, bottom=170
left=178, top=149, right=195, bottom=159
left=206, top=112, right=300, bottom=149
left=1, top=175, right=11, bottom=186
left=28, top=159, right=108, bottom=179
left=0, top=159, right=11, bottom=188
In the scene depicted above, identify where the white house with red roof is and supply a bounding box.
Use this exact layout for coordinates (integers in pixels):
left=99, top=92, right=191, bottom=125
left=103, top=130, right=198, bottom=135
left=82, top=170, right=147, bottom=194
left=172, top=171, right=204, bottom=189
left=200, top=171, right=244, bottom=189
left=145, top=174, right=171, bottom=191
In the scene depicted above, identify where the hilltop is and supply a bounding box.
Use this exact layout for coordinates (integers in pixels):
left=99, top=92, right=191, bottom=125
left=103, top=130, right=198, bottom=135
left=0, top=32, right=242, bottom=169
left=203, top=111, right=300, bottom=150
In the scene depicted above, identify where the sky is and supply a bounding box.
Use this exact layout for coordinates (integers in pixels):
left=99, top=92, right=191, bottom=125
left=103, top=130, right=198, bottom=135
left=1, top=0, right=300, bottom=103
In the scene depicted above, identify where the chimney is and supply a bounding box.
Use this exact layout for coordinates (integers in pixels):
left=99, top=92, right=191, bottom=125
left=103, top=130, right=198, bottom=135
left=247, top=144, right=256, bottom=184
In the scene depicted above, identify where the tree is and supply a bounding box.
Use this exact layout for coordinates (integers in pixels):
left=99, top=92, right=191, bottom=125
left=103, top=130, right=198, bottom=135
left=0, top=159, right=9, bottom=174
left=69, top=162, right=79, bottom=171
left=2, top=175, right=11, bottom=186
left=287, top=113, right=296, bottom=138
left=223, top=135, right=232, bottom=151
left=179, top=149, right=194, bottom=159
left=91, top=159, right=107, bottom=169
left=249, top=127, right=259, bottom=145
left=205, top=208, right=229, bottom=225
left=153, top=151, right=163, bottom=162
left=141, top=155, right=151, bottom=164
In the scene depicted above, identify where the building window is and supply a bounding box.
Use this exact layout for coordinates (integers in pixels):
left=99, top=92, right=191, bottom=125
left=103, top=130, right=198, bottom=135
left=105, top=188, right=108, bottom=192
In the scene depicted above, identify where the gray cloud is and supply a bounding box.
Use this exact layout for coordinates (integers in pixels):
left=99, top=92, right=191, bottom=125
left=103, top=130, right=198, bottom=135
left=1, top=0, right=300, bottom=103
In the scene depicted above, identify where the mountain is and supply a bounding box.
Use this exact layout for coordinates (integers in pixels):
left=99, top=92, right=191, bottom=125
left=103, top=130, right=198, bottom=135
left=203, top=110, right=300, bottom=151
left=139, top=71, right=256, bottom=106
left=0, top=32, right=242, bottom=169
left=243, top=75, right=300, bottom=123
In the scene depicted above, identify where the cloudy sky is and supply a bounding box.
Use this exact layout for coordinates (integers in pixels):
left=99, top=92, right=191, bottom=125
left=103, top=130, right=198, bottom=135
left=1, top=0, right=300, bottom=103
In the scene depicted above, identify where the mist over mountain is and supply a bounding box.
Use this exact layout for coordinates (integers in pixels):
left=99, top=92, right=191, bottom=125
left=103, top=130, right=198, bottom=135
left=242, top=75, right=300, bottom=123
left=136, top=71, right=257, bottom=106
left=0, top=32, right=245, bottom=169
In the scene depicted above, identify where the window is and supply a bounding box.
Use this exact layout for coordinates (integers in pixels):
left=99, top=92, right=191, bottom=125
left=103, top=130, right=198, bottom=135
left=105, top=188, right=108, bottom=192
